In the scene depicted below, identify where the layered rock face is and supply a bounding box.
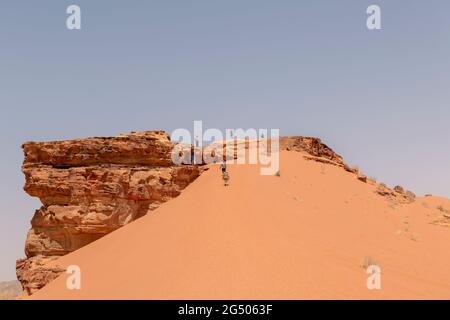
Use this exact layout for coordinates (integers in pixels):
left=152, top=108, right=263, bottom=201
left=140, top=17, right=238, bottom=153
left=17, top=131, right=203, bottom=295
left=279, top=136, right=344, bottom=166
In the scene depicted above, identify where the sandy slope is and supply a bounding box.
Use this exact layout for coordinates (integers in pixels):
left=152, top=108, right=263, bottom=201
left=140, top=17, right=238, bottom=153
left=29, top=151, right=450, bottom=299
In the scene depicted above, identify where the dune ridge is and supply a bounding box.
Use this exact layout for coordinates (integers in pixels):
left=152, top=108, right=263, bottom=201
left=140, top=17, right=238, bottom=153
left=28, top=150, right=450, bottom=299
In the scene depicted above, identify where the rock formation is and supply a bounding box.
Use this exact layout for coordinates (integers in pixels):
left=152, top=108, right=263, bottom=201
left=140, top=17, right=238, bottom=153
left=17, top=132, right=412, bottom=295
left=279, top=136, right=344, bottom=166
left=17, top=131, right=204, bottom=295
left=205, top=136, right=345, bottom=166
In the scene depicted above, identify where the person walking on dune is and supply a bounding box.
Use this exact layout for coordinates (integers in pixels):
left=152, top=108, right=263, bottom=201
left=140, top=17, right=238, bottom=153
left=222, top=170, right=230, bottom=186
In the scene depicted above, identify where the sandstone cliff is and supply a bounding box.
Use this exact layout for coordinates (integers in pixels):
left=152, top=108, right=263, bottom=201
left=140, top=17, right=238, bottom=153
left=17, top=131, right=204, bottom=295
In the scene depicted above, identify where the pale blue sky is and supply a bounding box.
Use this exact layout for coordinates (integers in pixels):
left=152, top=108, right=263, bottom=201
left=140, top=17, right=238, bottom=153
left=1, top=1, right=449, bottom=280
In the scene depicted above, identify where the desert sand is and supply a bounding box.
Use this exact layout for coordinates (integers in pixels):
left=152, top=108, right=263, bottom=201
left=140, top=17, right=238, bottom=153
left=29, top=151, right=450, bottom=299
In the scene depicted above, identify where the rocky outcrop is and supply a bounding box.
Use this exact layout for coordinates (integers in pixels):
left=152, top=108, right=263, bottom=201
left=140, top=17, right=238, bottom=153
left=17, top=131, right=204, bottom=295
left=280, top=136, right=344, bottom=166
left=22, top=131, right=174, bottom=167
left=375, top=184, right=416, bottom=204
left=16, top=256, right=63, bottom=296
left=279, top=137, right=418, bottom=205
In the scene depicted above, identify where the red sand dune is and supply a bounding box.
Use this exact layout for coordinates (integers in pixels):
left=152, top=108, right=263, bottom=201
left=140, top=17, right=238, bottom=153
left=29, top=151, right=450, bottom=299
